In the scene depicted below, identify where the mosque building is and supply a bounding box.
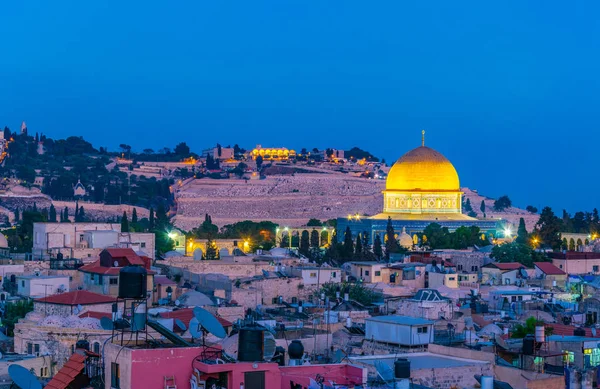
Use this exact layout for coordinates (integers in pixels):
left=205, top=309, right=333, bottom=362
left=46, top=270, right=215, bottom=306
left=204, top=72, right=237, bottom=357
left=337, top=131, right=499, bottom=245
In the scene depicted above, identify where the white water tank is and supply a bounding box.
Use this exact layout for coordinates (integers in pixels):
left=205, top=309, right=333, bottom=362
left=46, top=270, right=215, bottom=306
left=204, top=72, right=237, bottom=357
left=535, top=325, right=545, bottom=343
left=481, top=376, right=493, bottom=389
left=346, top=317, right=352, bottom=327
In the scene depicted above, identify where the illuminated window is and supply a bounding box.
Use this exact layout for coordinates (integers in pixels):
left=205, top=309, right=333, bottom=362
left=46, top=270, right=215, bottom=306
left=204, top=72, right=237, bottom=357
left=563, top=351, right=574, bottom=363
left=375, top=271, right=381, bottom=277
left=309, top=272, right=317, bottom=278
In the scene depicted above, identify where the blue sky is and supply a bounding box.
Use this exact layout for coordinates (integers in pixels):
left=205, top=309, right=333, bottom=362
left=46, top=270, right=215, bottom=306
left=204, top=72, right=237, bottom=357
left=0, top=1, right=598, bottom=212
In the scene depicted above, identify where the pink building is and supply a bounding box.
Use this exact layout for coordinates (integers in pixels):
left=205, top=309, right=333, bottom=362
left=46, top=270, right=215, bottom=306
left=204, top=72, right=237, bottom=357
left=549, top=252, right=600, bottom=275
left=103, top=342, right=364, bottom=389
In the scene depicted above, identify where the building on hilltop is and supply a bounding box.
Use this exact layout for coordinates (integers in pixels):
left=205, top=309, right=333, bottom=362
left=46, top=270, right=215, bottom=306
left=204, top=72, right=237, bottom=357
left=337, top=132, right=500, bottom=244
left=249, top=144, right=296, bottom=160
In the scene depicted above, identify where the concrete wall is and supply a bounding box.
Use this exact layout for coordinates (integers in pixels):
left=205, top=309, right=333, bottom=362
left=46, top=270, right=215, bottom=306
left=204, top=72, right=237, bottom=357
left=167, top=258, right=273, bottom=279
left=33, top=301, right=114, bottom=316
left=16, top=276, right=69, bottom=298
left=552, top=258, right=600, bottom=275
left=411, top=363, right=492, bottom=389
left=397, top=299, right=455, bottom=321
left=494, top=365, right=565, bottom=389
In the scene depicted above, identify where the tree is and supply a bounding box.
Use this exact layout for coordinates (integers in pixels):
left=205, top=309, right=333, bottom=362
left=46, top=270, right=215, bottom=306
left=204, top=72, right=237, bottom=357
left=132, top=208, right=138, bottom=224
left=526, top=205, right=538, bottom=214
left=121, top=211, right=129, bottom=232
left=204, top=236, right=219, bottom=260
left=480, top=200, right=486, bottom=217
left=78, top=206, right=85, bottom=222
left=49, top=205, right=57, bottom=222
left=490, top=242, right=548, bottom=268
left=319, top=282, right=379, bottom=306
left=536, top=207, right=562, bottom=250
left=343, top=227, right=354, bottom=259
left=463, top=198, right=473, bottom=213
left=385, top=217, right=401, bottom=259
left=494, top=195, right=512, bottom=211
left=516, top=218, right=528, bottom=245
left=149, top=207, right=155, bottom=230
left=14, top=208, right=19, bottom=223
left=374, top=234, right=383, bottom=260
left=174, top=142, right=190, bottom=156
left=307, top=218, right=322, bottom=227
left=354, top=234, right=363, bottom=258
left=423, top=223, right=451, bottom=249
left=3, top=299, right=33, bottom=337
left=63, top=207, right=69, bottom=222
left=512, top=317, right=543, bottom=339
left=299, top=231, right=310, bottom=256
left=256, top=155, right=264, bottom=170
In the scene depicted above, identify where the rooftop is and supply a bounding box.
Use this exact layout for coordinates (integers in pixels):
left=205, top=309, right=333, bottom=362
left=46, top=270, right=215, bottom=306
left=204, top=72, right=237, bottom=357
left=534, top=262, right=566, bottom=275
left=366, top=315, right=434, bottom=326
left=350, top=352, right=489, bottom=370
left=36, top=290, right=116, bottom=306
left=489, top=290, right=537, bottom=296
left=484, top=263, right=526, bottom=271
left=15, top=275, right=69, bottom=280
left=158, top=308, right=233, bottom=328
left=349, top=261, right=386, bottom=266
left=547, top=335, right=600, bottom=342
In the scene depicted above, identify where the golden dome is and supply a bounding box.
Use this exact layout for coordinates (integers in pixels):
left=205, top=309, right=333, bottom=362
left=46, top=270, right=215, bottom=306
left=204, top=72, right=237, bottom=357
left=386, top=146, right=460, bottom=191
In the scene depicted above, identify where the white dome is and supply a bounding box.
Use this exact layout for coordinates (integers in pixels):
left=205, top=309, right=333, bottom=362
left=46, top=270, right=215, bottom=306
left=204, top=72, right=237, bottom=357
left=399, top=227, right=413, bottom=248
left=0, top=234, right=7, bottom=248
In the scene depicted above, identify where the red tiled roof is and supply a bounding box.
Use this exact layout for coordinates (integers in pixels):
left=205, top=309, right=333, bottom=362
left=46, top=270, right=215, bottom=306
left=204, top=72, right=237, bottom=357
left=79, top=311, right=112, bottom=320
left=534, top=262, right=566, bottom=275
left=486, top=263, right=526, bottom=271
left=45, top=352, right=87, bottom=389
left=159, top=308, right=232, bottom=328
left=547, top=323, right=600, bottom=338
left=36, top=290, right=116, bottom=306
left=104, top=248, right=146, bottom=266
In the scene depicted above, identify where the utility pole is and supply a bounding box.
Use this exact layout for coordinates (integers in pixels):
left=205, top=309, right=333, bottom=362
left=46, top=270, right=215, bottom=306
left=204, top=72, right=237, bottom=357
left=40, top=284, right=53, bottom=316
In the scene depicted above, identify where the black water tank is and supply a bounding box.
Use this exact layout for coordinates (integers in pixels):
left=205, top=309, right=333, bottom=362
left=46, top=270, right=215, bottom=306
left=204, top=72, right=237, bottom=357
left=76, top=340, right=90, bottom=351
left=288, top=340, right=304, bottom=359
left=273, top=346, right=286, bottom=366
left=238, top=326, right=265, bottom=362
left=523, top=334, right=535, bottom=355
left=574, top=327, right=586, bottom=336
left=118, top=265, right=147, bottom=299
left=56, top=252, right=64, bottom=261
left=394, top=358, right=410, bottom=379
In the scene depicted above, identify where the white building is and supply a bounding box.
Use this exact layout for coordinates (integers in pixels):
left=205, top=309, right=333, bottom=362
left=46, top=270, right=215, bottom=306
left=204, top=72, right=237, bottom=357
left=288, top=266, right=341, bottom=285
left=365, top=316, right=434, bottom=346
left=16, top=275, right=70, bottom=298
left=32, top=223, right=155, bottom=260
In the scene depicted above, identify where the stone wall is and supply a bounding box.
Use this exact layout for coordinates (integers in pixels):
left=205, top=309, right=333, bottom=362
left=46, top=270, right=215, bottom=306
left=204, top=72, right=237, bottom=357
left=231, top=277, right=317, bottom=309
left=396, top=300, right=455, bottom=320
left=411, top=364, right=492, bottom=389
left=33, top=301, right=114, bottom=317
left=167, top=258, right=274, bottom=279
left=494, top=365, right=565, bottom=389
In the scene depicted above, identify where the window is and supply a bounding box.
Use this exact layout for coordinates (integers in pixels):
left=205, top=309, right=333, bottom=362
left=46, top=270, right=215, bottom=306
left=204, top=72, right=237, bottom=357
left=511, top=296, right=517, bottom=302
left=98, top=276, right=103, bottom=285
left=594, top=266, right=599, bottom=273
left=471, top=266, right=478, bottom=271
left=94, top=342, right=100, bottom=354
left=417, top=326, right=428, bottom=334
left=457, top=264, right=463, bottom=271
left=272, top=297, right=278, bottom=304
left=559, top=265, right=563, bottom=269
left=111, top=362, right=120, bottom=388
left=90, top=274, right=95, bottom=281
left=331, top=272, right=336, bottom=278
left=309, top=272, right=317, bottom=278
left=34, top=344, right=40, bottom=356
left=141, top=242, right=146, bottom=248
left=365, top=271, right=370, bottom=276
left=109, top=278, right=118, bottom=285
left=448, top=277, right=456, bottom=281
left=79, top=234, right=85, bottom=242
left=27, top=343, right=32, bottom=355
left=21, top=280, right=25, bottom=288
left=291, top=297, right=297, bottom=304
left=563, top=351, right=574, bottom=363
left=518, top=296, right=523, bottom=301
left=375, top=271, right=381, bottom=277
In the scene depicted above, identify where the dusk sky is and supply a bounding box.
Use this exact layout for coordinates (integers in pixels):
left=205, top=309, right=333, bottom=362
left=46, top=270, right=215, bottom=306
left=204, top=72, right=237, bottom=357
left=1, top=2, right=598, bottom=213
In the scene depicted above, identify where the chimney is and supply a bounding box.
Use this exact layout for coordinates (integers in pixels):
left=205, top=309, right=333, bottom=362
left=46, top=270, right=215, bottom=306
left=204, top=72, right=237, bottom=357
left=298, top=300, right=303, bottom=314
left=335, top=286, right=341, bottom=299
left=344, top=287, right=350, bottom=302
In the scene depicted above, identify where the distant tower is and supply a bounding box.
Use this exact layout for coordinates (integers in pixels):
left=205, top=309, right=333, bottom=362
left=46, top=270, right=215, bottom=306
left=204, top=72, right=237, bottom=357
left=20, top=121, right=27, bottom=135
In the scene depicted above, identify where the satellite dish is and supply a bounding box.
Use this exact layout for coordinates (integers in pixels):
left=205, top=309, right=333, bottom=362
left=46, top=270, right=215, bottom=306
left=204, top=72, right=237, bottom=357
left=175, top=299, right=181, bottom=307
left=189, top=317, right=201, bottom=338
left=77, top=304, right=83, bottom=312
left=73, top=307, right=80, bottom=314
left=593, top=327, right=597, bottom=337
left=374, top=360, right=395, bottom=384
left=193, top=307, right=226, bottom=339
left=113, top=261, right=119, bottom=267
left=100, top=317, right=114, bottom=331
left=8, top=364, right=42, bottom=389
left=175, top=319, right=187, bottom=332
left=263, top=331, right=276, bottom=360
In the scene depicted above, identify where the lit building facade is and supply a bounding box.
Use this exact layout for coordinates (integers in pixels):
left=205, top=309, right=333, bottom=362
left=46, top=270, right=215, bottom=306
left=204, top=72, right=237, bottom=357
left=250, top=144, right=296, bottom=160
left=337, top=132, right=499, bottom=244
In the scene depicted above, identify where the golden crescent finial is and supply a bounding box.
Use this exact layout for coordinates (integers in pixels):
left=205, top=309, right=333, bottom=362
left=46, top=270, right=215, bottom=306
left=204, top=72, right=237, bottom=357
left=422, top=129, right=425, bottom=147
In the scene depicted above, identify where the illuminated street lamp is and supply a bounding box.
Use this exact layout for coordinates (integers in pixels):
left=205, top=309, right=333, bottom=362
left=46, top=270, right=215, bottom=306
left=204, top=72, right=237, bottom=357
left=504, top=227, right=512, bottom=239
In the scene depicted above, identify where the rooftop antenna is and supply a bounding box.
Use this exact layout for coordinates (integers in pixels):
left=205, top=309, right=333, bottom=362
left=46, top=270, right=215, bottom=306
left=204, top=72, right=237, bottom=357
left=8, top=364, right=42, bottom=389
left=422, top=129, right=426, bottom=147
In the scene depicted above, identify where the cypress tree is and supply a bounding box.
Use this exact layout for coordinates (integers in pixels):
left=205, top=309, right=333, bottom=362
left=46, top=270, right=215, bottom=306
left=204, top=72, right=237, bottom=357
left=33, top=202, right=37, bottom=212
left=121, top=211, right=129, bottom=232
left=132, top=208, right=138, bottom=224
left=385, top=216, right=399, bottom=260
left=14, top=208, right=19, bottom=223
left=374, top=234, right=383, bottom=260
left=79, top=206, right=85, bottom=222
left=149, top=207, right=155, bottom=230
left=63, top=207, right=69, bottom=222
left=480, top=200, right=486, bottom=218
left=354, top=234, right=363, bottom=257
left=49, top=204, right=57, bottom=222
left=343, top=227, right=354, bottom=259
left=74, top=201, right=79, bottom=221
left=516, top=218, right=528, bottom=245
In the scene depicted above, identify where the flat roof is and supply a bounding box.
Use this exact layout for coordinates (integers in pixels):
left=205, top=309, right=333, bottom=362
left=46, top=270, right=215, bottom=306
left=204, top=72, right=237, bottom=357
left=350, top=261, right=386, bottom=266
left=547, top=335, right=600, bottom=342
left=350, top=352, right=489, bottom=370
left=489, top=290, right=537, bottom=296
left=16, top=275, right=69, bottom=280
left=366, top=316, right=434, bottom=326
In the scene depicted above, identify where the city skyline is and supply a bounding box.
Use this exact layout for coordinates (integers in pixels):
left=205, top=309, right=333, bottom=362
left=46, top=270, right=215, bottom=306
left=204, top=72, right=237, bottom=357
left=1, top=1, right=598, bottom=212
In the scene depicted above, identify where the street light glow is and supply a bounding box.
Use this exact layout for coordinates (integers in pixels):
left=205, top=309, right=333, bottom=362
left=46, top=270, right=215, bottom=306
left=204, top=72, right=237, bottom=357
left=504, top=228, right=512, bottom=238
